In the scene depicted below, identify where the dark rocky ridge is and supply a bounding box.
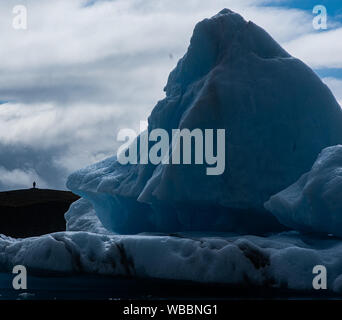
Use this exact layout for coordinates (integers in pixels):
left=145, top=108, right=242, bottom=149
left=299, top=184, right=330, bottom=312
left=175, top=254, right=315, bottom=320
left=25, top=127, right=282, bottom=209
left=0, top=189, right=79, bottom=238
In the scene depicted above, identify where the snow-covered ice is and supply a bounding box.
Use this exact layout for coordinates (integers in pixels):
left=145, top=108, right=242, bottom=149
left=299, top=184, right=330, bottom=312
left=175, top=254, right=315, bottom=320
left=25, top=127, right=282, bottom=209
left=2, top=228, right=342, bottom=293
left=265, top=145, right=342, bottom=238
left=67, top=9, right=342, bottom=235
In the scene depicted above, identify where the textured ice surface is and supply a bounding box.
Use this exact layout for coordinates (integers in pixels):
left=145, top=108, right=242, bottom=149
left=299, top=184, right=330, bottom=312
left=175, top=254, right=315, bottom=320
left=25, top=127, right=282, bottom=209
left=67, top=9, right=342, bottom=234
left=65, top=198, right=111, bottom=235
left=1, top=230, right=342, bottom=293
left=265, top=145, right=342, bottom=238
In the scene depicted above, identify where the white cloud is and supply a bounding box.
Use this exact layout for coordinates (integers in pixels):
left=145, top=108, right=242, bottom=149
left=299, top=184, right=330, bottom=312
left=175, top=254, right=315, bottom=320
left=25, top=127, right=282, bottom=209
left=0, top=102, right=124, bottom=147
left=0, top=166, right=47, bottom=190
left=0, top=101, right=141, bottom=175
left=285, top=28, right=342, bottom=68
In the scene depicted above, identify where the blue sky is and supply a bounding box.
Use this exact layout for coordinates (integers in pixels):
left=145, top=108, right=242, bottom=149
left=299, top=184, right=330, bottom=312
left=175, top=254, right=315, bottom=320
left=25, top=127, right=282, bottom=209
left=316, top=68, right=342, bottom=78
left=270, top=0, right=342, bottom=16
left=0, top=0, right=341, bottom=190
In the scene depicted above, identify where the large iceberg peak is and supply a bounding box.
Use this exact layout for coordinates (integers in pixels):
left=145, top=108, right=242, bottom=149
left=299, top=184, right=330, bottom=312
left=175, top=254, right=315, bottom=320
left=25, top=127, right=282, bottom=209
left=164, top=8, right=289, bottom=98
left=67, top=10, right=342, bottom=235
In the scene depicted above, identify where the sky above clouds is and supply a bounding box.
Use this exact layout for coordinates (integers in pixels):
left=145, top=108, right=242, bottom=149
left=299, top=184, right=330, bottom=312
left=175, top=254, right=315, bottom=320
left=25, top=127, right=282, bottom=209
left=0, top=0, right=341, bottom=190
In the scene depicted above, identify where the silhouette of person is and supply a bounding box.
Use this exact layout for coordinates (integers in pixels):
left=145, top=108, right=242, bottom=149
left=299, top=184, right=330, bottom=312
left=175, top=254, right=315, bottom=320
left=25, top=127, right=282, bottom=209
left=33, top=181, right=36, bottom=189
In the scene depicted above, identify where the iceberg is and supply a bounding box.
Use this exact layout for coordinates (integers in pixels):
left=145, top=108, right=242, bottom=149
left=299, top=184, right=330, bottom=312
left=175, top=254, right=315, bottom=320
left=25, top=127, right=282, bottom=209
left=67, top=9, right=342, bottom=235
left=265, top=145, right=342, bottom=238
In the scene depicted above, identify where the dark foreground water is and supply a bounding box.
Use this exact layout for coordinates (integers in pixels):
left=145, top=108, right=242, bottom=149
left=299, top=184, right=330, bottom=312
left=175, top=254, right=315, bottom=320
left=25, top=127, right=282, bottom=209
left=0, top=273, right=340, bottom=300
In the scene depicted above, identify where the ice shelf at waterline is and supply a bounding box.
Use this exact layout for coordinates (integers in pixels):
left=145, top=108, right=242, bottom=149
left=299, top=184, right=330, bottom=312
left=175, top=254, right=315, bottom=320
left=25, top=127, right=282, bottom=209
left=2, top=221, right=342, bottom=293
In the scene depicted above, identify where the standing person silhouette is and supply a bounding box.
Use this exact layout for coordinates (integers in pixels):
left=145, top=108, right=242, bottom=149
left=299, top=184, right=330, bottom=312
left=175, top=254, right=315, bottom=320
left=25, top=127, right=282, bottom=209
left=33, top=181, right=36, bottom=189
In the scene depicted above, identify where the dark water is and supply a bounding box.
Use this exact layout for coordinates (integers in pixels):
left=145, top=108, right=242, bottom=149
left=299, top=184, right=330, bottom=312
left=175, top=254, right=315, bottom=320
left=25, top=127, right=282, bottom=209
left=0, top=273, right=340, bottom=300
